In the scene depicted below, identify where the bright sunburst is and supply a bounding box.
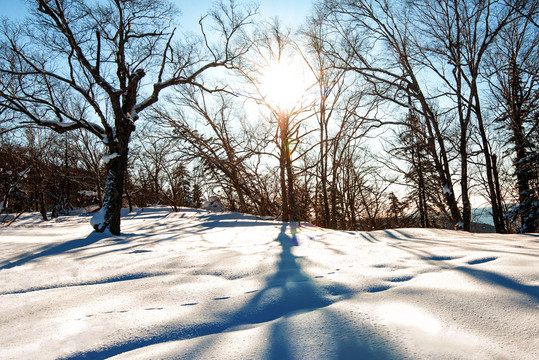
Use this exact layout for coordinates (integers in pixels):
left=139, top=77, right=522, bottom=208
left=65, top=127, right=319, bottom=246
left=260, top=57, right=308, bottom=111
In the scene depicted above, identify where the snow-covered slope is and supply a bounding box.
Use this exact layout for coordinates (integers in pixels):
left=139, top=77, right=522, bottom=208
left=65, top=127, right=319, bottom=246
left=1, top=207, right=537, bottom=359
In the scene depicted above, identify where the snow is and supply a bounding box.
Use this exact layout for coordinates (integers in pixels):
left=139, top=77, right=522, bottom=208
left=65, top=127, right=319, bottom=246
left=202, top=196, right=225, bottom=212
left=78, top=190, right=98, bottom=197
left=0, top=207, right=538, bottom=359
left=42, top=120, right=77, bottom=128
left=443, top=184, right=452, bottom=195
left=102, top=153, right=120, bottom=164
left=89, top=206, right=106, bottom=230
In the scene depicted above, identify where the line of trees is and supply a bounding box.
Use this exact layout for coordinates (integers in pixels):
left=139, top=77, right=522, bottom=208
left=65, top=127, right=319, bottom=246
left=1, top=0, right=537, bottom=234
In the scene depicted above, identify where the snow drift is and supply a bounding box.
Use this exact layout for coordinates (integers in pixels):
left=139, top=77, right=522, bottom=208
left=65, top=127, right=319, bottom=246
left=0, top=207, right=537, bottom=359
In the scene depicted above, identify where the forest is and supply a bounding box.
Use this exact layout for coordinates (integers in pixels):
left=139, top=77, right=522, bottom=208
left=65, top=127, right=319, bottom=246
left=1, top=0, right=538, bottom=235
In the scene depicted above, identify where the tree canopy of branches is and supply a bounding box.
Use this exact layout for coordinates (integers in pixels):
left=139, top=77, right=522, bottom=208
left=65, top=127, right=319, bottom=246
left=320, top=0, right=538, bottom=232
left=0, top=0, right=255, bottom=234
left=1, top=0, right=537, bottom=234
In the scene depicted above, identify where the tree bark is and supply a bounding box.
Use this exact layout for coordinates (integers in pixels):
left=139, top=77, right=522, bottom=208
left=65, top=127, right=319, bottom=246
left=279, top=112, right=289, bottom=222
left=92, top=120, right=132, bottom=235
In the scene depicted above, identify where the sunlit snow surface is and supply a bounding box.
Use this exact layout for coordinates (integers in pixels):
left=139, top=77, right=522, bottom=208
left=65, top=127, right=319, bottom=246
left=1, top=207, right=537, bottom=359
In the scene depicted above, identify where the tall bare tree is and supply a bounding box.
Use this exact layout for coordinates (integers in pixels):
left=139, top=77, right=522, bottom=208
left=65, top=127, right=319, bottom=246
left=321, top=0, right=464, bottom=227
left=152, top=88, right=275, bottom=215
left=486, top=3, right=539, bottom=232
left=239, top=21, right=315, bottom=221
left=0, top=0, right=255, bottom=234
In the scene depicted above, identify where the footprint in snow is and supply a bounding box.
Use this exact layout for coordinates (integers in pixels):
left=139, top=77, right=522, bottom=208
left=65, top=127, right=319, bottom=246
left=103, top=310, right=128, bottom=314
left=365, top=284, right=391, bottom=293
left=467, top=257, right=498, bottom=265
left=421, top=255, right=456, bottom=261
left=127, top=249, right=153, bottom=254
left=386, top=275, right=414, bottom=283
left=181, top=302, right=198, bottom=306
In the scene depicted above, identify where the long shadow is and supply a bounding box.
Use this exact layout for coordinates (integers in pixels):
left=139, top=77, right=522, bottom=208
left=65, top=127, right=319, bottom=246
left=197, top=220, right=285, bottom=231
left=62, top=225, right=399, bottom=359
left=358, top=232, right=381, bottom=243
left=0, top=271, right=167, bottom=295
left=70, top=213, right=283, bottom=261
left=0, top=231, right=108, bottom=270
left=388, top=230, right=539, bottom=259
left=0, top=209, right=243, bottom=270
left=389, top=242, right=539, bottom=302
left=454, top=266, right=539, bottom=301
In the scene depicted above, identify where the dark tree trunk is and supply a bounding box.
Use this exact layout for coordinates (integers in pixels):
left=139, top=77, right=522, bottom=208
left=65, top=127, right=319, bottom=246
left=319, top=100, right=330, bottom=227
left=279, top=114, right=289, bottom=222
left=285, top=141, right=297, bottom=222
left=124, top=169, right=133, bottom=213
left=91, top=121, right=132, bottom=235
left=39, top=192, right=48, bottom=221
left=414, top=83, right=463, bottom=227
left=461, top=147, right=472, bottom=231
left=473, top=90, right=506, bottom=233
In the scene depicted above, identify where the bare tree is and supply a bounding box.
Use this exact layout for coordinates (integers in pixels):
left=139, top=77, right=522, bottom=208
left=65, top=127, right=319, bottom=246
left=486, top=3, right=539, bottom=232
left=239, top=21, right=315, bottom=221
left=301, top=12, right=375, bottom=227
left=0, top=0, right=255, bottom=234
left=153, top=88, right=276, bottom=215
left=321, top=0, right=465, bottom=227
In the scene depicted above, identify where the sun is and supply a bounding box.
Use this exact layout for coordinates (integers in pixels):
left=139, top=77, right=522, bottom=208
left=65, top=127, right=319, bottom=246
left=260, top=57, right=308, bottom=112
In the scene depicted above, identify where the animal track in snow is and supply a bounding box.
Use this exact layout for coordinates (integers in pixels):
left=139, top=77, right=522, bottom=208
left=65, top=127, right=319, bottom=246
left=421, top=255, right=456, bottom=261
left=181, top=302, right=198, bottom=306
left=386, top=275, right=414, bottom=283
left=127, top=250, right=152, bottom=254
left=365, top=284, right=391, bottom=293
left=467, top=257, right=498, bottom=265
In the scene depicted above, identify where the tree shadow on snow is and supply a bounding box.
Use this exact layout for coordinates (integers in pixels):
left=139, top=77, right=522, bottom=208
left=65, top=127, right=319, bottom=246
left=0, top=231, right=110, bottom=270
left=61, top=225, right=400, bottom=360
left=389, top=243, right=539, bottom=302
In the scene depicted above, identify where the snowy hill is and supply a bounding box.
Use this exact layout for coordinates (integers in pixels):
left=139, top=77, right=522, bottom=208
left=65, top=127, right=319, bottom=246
left=1, top=207, right=538, bottom=359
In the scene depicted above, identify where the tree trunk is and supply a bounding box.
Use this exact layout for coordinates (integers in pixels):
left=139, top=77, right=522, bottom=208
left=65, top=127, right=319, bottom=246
left=285, top=141, right=297, bottom=222
left=414, top=143, right=429, bottom=228
left=509, top=60, right=535, bottom=232
left=414, top=82, right=463, bottom=226
left=124, top=169, right=133, bottom=213
left=279, top=113, right=289, bottom=222
left=461, top=141, right=472, bottom=231
left=514, top=123, right=534, bottom=231
left=91, top=122, right=131, bottom=235
left=39, top=192, right=48, bottom=221
left=319, top=98, right=330, bottom=227
left=473, top=91, right=506, bottom=233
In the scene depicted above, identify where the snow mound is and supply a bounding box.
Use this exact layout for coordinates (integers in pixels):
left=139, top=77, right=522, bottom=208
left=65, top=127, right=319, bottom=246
left=202, top=196, right=225, bottom=212
left=0, top=208, right=538, bottom=359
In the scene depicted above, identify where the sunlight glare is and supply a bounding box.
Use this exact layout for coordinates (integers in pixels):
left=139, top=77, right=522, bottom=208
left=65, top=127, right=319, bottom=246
left=260, top=58, right=307, bottom=111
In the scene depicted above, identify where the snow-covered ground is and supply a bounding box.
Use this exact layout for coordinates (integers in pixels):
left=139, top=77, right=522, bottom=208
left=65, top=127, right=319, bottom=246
left=1, top=207, right=537, bottom=359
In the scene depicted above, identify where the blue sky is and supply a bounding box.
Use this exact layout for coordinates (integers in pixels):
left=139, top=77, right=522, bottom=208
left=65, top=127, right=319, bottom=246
left=1, top=0, right=315, bottom=29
